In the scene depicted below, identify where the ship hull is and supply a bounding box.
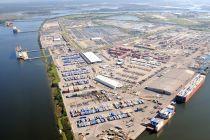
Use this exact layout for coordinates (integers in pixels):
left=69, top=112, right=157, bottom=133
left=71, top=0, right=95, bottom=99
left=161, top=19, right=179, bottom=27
left=15, top=46, right=28, bottom=60
left=146, top=112, right=175, bottom=132
left=156, top=112, right=175, bottom=132
left=13, top=29, right=18, bottom=34
left=147, top=105, right=175, bottom=133
left=176, top=76, right=205, bottom=103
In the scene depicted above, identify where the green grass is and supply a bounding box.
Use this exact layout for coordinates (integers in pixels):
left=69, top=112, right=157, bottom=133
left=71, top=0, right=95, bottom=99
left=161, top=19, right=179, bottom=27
left=61, top=117, right=73, bottom=140
left=46, top=61, right=73, bottom=140
left=64, top=13, right=115, bottom=20
left=58, top=118, right=64, bottom=129
left=61, top=132, right=67, bottom=140
left=51, top=87, right=73, bottom=140
left=58, top=118, right=67, bottom=140
left=48, top=63, right=60, bottom=84
left=52, top=88, right=67, bottom=118
left=164, top=18, right=197, bottom=26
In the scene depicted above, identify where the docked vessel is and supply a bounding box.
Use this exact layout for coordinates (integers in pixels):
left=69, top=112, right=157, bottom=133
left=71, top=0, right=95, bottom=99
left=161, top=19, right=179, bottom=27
left=5, top=21, right=13, bottom=27
left=16, top=45, right=28, bottom=60
left=176, top=73, right=206, bottom=103
left=147, top=105, right=175, bottom=132
left=13, top=26, right=20, bottom=34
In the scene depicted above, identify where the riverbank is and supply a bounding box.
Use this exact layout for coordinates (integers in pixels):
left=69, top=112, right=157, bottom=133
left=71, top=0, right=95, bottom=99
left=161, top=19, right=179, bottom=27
left=44, top=49, right=73, bottom=140
left=0, top=17, right=60, bottom=139
left=47, top=64, right=73, bottom=140
left=38, top=23, right=73, bottom=140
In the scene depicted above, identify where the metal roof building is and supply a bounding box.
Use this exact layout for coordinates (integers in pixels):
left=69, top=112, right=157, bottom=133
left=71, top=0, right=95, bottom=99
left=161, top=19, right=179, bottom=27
left=95, top=75, right=123, bottom=89
left=80, top=52, right=102, bottom=64
left=145, top=68, right=194, bottom=95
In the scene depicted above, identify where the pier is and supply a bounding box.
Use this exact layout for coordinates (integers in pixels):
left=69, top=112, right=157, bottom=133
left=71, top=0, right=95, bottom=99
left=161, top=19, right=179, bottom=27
left=16, top=46, right=50, bottom=61
left=26, top=49, right=44, bottom=53
left=27, top=55, right=51, bottom=60
left=9, top=23, right=38, bottom=34
left=19, top=30, right=38, bottom=34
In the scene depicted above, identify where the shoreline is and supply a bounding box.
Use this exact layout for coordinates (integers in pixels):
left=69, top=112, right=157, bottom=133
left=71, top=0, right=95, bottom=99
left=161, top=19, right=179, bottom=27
left=38, top=21, right=74, bottom=140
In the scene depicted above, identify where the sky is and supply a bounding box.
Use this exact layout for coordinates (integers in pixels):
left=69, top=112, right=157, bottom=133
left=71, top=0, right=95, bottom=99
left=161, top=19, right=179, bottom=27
left=0, top=0, right=53, bottom=3
left=0, top=0, right=209, bottom=4
left=0, top=0, right=66, bottom=3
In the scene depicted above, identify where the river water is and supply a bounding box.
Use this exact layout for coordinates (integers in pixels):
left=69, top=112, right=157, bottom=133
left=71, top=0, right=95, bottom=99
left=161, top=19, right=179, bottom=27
left=0, top=9, right=210, bottom=140
left=0, top=20, right=59, bottom=140
left=138, top=73, right=210, bottom=140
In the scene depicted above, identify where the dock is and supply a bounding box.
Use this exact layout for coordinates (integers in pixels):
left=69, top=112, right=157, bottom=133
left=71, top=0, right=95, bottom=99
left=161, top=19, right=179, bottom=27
left=26, top=49, right=44, bottom=53
left=16, top=46, right=50, bottom=61
left=19, top=30, right=38, bottom=34
left=27, top=55, right=51, bottom=60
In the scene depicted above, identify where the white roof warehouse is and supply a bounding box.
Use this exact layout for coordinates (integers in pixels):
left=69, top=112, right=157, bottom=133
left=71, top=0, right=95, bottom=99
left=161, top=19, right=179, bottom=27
left=80, top=52, right=102, bottom=64
left=95, top=75, right=123, bottom=89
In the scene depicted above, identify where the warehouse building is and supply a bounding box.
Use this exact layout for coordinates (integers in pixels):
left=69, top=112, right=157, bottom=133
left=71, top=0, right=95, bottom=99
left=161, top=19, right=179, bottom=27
left=145, top=68, right=194, bottom=95
left=80, top=52, right=102, bottom=64
left=95, top=75, right=123, bottom=89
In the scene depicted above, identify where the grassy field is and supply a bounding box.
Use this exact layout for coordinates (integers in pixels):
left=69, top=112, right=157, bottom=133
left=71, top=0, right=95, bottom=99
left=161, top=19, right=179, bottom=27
left=166, top=18, right=196, bottom=26
left=47, top=63, right=73, bottom=140
left=48, top=63, right=60, bottom=84
left=52, top=87, right=73, bottom=140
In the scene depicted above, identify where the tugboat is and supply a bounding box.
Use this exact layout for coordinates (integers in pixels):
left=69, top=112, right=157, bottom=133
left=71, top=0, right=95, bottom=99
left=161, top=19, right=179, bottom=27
left=13, top=26, right=20, bottom=34
left=16, top=45, right=28, bottom=60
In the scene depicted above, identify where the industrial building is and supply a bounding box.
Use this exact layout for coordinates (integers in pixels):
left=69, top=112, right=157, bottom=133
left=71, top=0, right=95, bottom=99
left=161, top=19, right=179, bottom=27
left=95, top=75, right=123, bottom=89
left=53, top=35, right=61, bottom=42
left=145, top=69, right=194, bottom=95
left=80, top=52, right=102, bottom=64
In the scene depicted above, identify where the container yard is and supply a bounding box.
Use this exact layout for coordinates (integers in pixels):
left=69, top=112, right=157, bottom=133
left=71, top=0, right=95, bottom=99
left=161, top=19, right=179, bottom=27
left=39, top=12, right=210, bottom=140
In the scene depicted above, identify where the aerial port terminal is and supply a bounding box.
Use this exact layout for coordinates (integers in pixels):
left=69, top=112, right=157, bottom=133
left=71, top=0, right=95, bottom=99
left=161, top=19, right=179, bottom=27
left=15, top=45, right=50, bottom=61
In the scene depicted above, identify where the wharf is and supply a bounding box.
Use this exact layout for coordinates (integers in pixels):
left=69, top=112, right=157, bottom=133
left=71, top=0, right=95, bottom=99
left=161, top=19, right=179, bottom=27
left=128, top=125, right=146, bottom=140
left=27, top=55, right=51, bottom=60
left=38, top=13, right=210, bottom=140
left=19, top=30, right=37, bottom=34
left=16, top=47, right=50, bottom=61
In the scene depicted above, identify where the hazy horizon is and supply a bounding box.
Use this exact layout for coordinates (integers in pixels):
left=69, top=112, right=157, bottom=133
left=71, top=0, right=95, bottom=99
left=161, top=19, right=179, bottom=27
left=0, top=0, right=210, bottom=4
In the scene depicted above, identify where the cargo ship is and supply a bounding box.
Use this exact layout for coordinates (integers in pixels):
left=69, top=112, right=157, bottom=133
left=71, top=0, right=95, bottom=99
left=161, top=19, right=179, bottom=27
left=147, top=105, right=175, bottom=132
left=16, top=45, right=28, bottom=60
left=176, top=73, right=206, bottom=103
